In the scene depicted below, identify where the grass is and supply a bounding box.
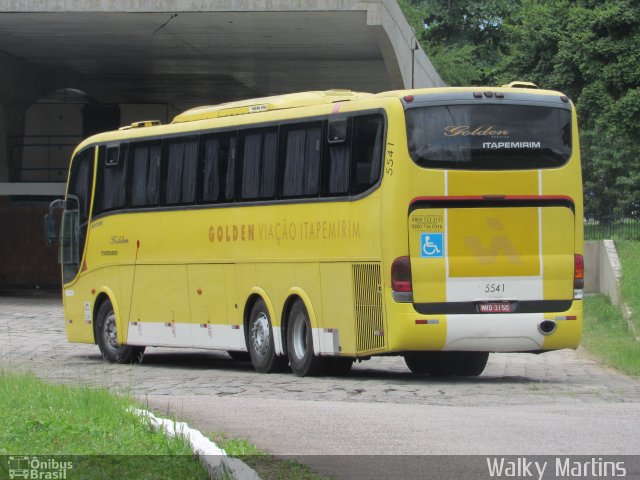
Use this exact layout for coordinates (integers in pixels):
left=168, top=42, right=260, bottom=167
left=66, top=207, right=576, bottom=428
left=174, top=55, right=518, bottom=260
left=581, top=239, right=640, bottom=376
left=0, top=369, right=210, bottom=479
left=209, top=432, right=327, bottom=480
left=616, top=240, right=640, bottom=319
left=583, top=296, right=640, bottom=377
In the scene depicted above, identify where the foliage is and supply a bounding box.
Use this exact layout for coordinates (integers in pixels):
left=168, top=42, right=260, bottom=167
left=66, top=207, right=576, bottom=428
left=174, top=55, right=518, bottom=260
left=399, top=0, right=519, bottom=85
left=497, top=0, right=640, bottom=217
left=398, top=0, right=640, bottom=217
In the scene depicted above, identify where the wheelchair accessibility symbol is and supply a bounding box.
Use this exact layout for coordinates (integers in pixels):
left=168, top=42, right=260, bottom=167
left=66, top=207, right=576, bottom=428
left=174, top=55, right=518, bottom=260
left=420, top=233, right=444, bottom=258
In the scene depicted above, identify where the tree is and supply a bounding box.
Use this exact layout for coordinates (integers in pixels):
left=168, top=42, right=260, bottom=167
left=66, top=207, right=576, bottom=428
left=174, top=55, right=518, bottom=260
left=398, top=0, right=640, bottom=217
left=398, top=0, right=519, bottom=85
left=497, top=0, right=640, bottom=217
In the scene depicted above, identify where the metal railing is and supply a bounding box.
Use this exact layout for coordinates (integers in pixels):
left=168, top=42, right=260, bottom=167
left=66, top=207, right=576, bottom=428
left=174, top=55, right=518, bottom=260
left=585, top=217, right=640, bottom=240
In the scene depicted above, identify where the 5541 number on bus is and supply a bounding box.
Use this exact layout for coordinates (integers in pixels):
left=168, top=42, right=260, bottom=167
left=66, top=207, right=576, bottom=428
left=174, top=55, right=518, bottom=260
left=484, top=283, right=505, bottom=293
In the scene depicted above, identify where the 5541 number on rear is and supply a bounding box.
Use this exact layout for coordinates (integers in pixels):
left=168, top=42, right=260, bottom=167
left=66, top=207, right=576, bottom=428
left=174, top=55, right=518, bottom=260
left=484, top=283, right=505, bottom=293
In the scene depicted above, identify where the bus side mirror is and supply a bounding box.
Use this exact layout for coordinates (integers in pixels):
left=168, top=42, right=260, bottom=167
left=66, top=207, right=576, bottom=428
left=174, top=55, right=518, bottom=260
left=44, top=214, right=58, bottom=246
left=45, top=198, right=67, bottom=247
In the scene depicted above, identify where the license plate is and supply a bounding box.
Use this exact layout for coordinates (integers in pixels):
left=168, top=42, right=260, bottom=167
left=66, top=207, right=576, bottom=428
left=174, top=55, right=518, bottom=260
left=478, top=302, right=512, bottom=313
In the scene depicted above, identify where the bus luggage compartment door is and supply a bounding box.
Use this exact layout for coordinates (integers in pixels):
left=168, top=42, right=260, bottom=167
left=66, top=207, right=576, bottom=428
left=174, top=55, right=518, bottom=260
left=408, top=204, right=575, bottom=310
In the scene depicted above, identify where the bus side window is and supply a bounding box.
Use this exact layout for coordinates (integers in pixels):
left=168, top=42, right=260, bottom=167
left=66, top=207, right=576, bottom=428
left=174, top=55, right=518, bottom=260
left=350, top=114, right=384, bottom=195
left=129, top=141, right=161, bottom=207
left=165, top=136, right=198, bottom=205
left=323, top=118, right=351, bottom=196
left=225, top=137, right=237, bottom=201
left=68, top=148, right=94, bottom=223
left=200, top=133, right=236, bottom=204
left=238, top=128, right=278, bottom=201
left=280, top=122, right=322, bottom=198
left=96, top=144, right=127, bottom=214
left=64, top=147, right=94, bottom=283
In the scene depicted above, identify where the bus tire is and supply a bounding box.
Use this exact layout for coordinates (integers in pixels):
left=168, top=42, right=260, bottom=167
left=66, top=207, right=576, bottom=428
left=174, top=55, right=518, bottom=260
left=404, top=351, right=489, bottom=376
left=248, top=299, right=288, bottom=373
left=286, top=300, right=325, bottom=377
left=96, top=300, right=145, bottom=364
left=227, top=351, right=251, bottom=361
left=325, top=357, right=354, bottom=376
left=452, top=352, right=489, bottom=376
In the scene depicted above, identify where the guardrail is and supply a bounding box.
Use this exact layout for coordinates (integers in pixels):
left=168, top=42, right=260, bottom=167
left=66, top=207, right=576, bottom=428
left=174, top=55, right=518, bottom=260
left=585, top=217, right=640, bottom=241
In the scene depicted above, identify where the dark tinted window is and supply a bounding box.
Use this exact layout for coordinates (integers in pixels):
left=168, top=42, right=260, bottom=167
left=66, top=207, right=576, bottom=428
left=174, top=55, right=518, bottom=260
left=201, top=134, right=236, bottom=203
left=67, top=148, right=94, bottom=222
left=406, top=104, right=572, bottom=170
left=130, top=142, right=161, bottom=207
left=96, top=144, right=127, bottom=213
left=281, top=123, right=322, bottom=198
left=239, top=128, right=277, bottom=200
left=165, top=136, right=198, bottom=205
left=65, top=147, right=94, bottom=283
left=323, top=118, right=351, bottom=196
left=351, top=114, right=383, bottom=195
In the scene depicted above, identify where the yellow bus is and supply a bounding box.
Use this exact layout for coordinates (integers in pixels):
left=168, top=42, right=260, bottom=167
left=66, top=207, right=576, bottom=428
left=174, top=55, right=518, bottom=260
left=46, top=85, right=583, bottom=377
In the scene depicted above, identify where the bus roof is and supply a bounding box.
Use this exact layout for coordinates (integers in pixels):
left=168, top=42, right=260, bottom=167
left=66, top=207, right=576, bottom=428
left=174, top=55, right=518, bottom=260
left=74, top=85, right=569, bottom=154
left=171, top=89, right=373, bottom=124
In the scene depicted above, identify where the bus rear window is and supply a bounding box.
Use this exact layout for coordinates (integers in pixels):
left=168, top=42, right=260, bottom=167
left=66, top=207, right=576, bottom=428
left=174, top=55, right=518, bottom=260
left=406, top=104, right=572, bottom=170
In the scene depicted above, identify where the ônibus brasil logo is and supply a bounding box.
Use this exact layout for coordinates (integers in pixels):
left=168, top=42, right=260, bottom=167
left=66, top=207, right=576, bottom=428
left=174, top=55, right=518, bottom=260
left=7, top=456, right=73, bottom=479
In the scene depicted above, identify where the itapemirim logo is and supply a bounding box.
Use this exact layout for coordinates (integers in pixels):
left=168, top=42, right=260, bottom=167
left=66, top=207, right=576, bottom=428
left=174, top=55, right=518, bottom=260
left=7, top=456, right=73, bottom=479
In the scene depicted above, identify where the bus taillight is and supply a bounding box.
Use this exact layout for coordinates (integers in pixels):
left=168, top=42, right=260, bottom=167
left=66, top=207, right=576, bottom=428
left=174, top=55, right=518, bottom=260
left=574, top=254, right=584, bottom=299
left=392, top=256, right=413, bottom=302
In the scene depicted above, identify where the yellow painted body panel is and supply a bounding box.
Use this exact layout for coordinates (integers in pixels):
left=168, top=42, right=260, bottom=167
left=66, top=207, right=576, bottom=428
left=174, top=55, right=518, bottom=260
left=408, top=209, right=447, bottom=303
left=448, top=170, right=538, bottom=196
left=188, top=264, right=229, bottom=326
left=60, top=86, right=583, bottom=357
left=448, top=207, right=540, bottom=278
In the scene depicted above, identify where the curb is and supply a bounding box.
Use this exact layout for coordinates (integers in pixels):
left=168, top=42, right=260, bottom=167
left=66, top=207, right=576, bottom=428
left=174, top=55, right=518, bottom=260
left=130, top=408, right=261, bottom=480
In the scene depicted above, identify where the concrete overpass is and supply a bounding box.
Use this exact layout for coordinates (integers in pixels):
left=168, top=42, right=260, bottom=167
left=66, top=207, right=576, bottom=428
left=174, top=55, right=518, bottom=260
left=0, top=0, right=444, bottom=287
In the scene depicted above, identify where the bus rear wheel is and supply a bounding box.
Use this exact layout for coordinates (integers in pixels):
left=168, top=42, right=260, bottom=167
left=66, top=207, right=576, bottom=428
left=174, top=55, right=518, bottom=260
left=404, top=351, right=489, bottom=376
left=287, top=300, right=326, bottom=377
left=325, top=357, right=354, bottom=376
left=227, top=351, right=251, bottom=361
left=248, top=299, right=288, bottom=373
left=96, top=300, right=145, bottom=364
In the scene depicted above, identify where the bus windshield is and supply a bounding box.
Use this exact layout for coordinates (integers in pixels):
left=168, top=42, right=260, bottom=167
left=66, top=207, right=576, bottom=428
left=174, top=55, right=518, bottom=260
left=406, top=104, right=572, bottom=170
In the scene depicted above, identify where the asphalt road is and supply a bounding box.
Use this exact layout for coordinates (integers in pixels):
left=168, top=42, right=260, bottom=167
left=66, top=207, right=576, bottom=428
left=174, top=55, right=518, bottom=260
left=2, top=293, right=639, bottom=479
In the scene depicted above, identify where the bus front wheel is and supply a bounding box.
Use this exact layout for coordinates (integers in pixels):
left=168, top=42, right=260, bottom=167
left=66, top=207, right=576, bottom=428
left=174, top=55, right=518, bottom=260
left=248, top=299, right=288, bottom=373
left=404, top=351, right=489, bottom=376
left=286, top=300, right=326, bottom=377
left=96, top=300, right=145, bottom=364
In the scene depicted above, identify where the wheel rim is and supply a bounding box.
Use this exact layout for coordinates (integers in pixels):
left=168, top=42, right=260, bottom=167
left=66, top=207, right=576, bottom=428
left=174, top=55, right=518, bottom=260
left=103, top=311, right=120, bottom=350
left=292, top=312, right=307, bottom=360
left=251, top=312, right=270, bottom=358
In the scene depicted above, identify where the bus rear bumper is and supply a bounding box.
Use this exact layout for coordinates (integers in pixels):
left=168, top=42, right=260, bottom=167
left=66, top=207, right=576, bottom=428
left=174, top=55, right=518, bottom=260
left=386, top=299, right=582, bottom=353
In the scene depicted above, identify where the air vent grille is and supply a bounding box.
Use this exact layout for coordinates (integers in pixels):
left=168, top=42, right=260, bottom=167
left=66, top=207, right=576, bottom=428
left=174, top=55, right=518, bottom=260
left=352, top=263, right=385, bottom=353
